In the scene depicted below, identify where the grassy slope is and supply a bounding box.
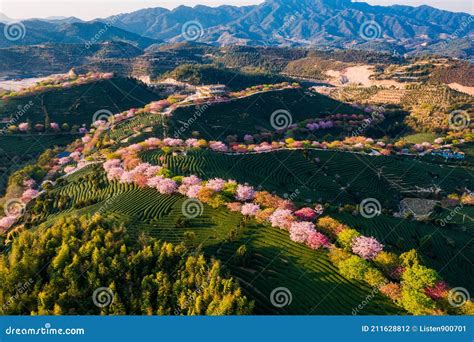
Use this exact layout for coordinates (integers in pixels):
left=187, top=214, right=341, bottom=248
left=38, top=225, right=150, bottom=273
left=27, top=165, right=401, bottom=315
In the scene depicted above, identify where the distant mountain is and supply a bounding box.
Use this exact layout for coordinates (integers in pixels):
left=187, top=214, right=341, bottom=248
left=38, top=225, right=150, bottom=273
left=0, top=0, right=473, bottom=57
left=0, top=21, right=160, bottom=49
left=106, top=0, right=473, bottom=54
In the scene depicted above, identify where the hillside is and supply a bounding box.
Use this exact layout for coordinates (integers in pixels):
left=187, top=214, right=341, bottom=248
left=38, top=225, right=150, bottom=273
left=163, top=64, right=289, bottom=91
left=0, top=21, right=160, bottom=48
left=0, top=77, right=161, bottom=129
left=169, top=88, right=362, bottom=140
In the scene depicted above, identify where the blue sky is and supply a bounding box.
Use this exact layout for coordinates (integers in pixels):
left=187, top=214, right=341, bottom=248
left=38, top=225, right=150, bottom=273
left=1, top=0, right=472, bottom=20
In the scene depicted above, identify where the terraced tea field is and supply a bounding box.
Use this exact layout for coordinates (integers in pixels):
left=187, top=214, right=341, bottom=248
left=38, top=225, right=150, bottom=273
left=169, top=89, right=363, bottom=140
left=29, top=164, right=401, bottom=315
left=141, top=149, right=472, bottom=208
left=332, top=211, right=474, bottom=294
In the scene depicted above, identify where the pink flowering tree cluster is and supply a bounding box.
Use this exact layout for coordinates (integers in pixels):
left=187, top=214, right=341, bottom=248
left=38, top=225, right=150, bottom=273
left=235, top=185, right=256, bottom=201
left=1, top=177, right=40, bottom=233
left=294, top=207, right=316, bottom=221
left=351, top=236, right=384, bottom=260
left=241, top=203, right=260, bottom=217
left=289, top=222, right=316, bottom=243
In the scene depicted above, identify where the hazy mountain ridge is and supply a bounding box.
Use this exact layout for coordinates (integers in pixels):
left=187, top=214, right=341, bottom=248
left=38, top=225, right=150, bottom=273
left=0, top=0, right=472, bottom=56
left=0, top=20, right=160, bottom=49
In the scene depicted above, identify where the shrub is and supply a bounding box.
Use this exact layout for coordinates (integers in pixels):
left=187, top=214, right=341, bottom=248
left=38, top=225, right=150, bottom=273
left=327, top=247, right=351, bottom=267
left=380, top=282, right=402, bottom=302
left=336, top=228, right=360, bottom=251
left=338, top=255, right=370, bottom=281
left=373, top=251, right=400, bottom=277
left=363, top=268, right=387, bottom=288
left=402, top=264, right=438, bottom=291
left=401, top=288, right=436, bottom=315
left=316, top=216, right=346, bottom=237
left=399, top=249, right=421, bottom=268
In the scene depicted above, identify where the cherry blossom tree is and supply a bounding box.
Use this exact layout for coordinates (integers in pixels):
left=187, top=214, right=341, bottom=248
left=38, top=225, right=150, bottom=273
left=21, top=189, right=39, bottom=202
left=156, top=179, right=177, bottom=195
left=235, top=185, right=256, bottom=201
left=0, top=216, right=17, bottom=233
left=268, top=209, right=294, bottom=230
left=289, top=221, right=316, bottom=243
left=205, top=178, right=226, bottom=191
left=241, top=203, right=260, bottom=217
left=306, top=231, right=330, bottom=249
left=352, top=236, right=384, bottom=260
left=294, top=207, right=316, bottom=221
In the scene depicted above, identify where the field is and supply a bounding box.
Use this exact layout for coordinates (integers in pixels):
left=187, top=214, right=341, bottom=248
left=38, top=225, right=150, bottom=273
left=27, top=164, right=401, bottom=315
left=141, top=148, right=471, bottom=209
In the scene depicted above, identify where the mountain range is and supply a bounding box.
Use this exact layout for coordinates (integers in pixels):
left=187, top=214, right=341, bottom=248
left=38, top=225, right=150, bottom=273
left=0, top=0, right=473, bottom=56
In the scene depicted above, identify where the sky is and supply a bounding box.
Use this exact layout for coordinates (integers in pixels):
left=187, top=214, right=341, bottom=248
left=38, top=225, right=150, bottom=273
left=0, top=0, right=472, bottom=20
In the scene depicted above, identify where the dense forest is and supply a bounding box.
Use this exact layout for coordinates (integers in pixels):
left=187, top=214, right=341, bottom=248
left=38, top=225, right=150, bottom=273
left=0, top=215, right=253, bottom=315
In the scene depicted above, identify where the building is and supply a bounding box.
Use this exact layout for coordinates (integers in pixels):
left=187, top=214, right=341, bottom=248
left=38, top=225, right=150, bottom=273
left=430, top=149, right=465, bottom=160
left=196, top=84, right=227, bottom=98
